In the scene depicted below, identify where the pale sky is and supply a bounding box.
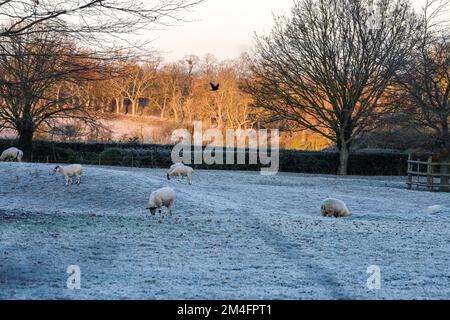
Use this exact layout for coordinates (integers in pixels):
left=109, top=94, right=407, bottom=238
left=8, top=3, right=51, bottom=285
left=149, top=0, right=433, bottom=63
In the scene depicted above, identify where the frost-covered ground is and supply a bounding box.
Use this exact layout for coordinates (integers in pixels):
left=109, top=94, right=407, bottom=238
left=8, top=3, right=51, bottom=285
left=0, top=162, right=449, bottom=300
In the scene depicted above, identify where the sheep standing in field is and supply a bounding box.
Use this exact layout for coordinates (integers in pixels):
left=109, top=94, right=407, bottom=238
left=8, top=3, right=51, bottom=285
left=321, top=198, right=351, bottom=218
left=167, top=162, right=184, bottom=180
left=168, top=162, right=184, bottom=172
left=54, top=164, right=83, bottom=186
left=167, top=163, right=194, bottom=185
left=147, top=187, right=175, bottom=216
left=0, top=147, right=23, bottom=162
left=166, top=163, right=183, bottom=180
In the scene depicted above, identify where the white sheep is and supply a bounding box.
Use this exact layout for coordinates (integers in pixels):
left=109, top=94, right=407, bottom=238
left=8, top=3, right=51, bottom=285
left=321, top=198, right=351, bottom=218
left=166, top=162, right=184, bottom=179
left=0, top=147, right=23, bottom=162
left=426, top=205, right=445, bottom=214
left=54, top=164, right=83, bottom=186
left=146, top=187, right=175, bottom=216
left=167, top=164, right=194, bottom=185
left=168, top=162, right=184, bottom=172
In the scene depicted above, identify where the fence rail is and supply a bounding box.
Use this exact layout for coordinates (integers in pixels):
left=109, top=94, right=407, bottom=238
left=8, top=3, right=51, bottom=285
left=407, top=154, right=450, bottom=192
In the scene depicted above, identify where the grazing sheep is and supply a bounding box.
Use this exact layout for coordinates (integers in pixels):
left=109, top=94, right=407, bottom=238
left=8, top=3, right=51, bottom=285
left=321, top=198, right=351, bottom=218
left=54, top=164, right=83, bottom=186
left=167, top=163, right=184, bottom=177
left=147, top=187, right=175, bottom=216
left=0, top=147, right=23, bottom=162
left=167, top=164, right=194, bottom=185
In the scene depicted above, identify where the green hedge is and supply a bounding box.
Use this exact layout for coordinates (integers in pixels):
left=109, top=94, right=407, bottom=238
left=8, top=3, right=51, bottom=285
left=0, top=139, right=408, bottom=175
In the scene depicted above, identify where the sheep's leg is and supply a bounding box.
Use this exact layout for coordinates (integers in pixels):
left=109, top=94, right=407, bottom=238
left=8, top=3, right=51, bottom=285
left=167, top=202, right=173, bottom=217
left=76, top=175, right=81, bottom=185
left=65, top=177, right=70, bottom=186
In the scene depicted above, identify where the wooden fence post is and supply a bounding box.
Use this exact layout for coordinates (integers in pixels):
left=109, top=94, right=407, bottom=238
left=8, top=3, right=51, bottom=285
left=440, top=162, right=450, bottom=192
left=427, top=156, right=433, bottom=192
left=407, top=154, right=413, bottom=190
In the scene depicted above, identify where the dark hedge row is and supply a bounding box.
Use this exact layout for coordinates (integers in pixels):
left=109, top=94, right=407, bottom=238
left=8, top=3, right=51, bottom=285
left=0, top=139, right=408, bottom=175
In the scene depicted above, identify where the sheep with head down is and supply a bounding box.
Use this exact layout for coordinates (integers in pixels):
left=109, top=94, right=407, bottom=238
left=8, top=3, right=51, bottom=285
left=321, top=198, right=351, bottom=218
left=0, top=147, right=23, bottom=162
left=167, top=163, right=194, bottom=185
left=167, top=163, right=183, bottom=178
left=147, top=187, right=175, bottom=216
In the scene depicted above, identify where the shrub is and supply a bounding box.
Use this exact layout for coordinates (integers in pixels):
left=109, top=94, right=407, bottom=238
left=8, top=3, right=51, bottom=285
left=99, top=148, right=127, bottom=166
left=0, top=139, right=409, bottom=175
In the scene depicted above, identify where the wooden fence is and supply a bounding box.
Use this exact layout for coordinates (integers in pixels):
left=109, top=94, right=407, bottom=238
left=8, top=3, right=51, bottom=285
left=407, top=154, right=450, bottom=192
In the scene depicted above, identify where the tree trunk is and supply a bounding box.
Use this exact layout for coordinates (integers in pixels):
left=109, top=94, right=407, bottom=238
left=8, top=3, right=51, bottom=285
left=171, top=101, right=179, bottom=121
left=337, top=131, right=351, bottom=175
left=338, top=143, right=349, bottom=176
left=117, top=97, right=123, bottom=114
left=131, top=100, right=136, bottom=116
left=337, top=123, right=353, bottom=175
left=18, top=126, right=34, bottom=161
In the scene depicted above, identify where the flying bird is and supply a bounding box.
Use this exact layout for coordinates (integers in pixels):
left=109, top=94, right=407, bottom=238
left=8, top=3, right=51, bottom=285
left=210, top=82, right=220, bottom=91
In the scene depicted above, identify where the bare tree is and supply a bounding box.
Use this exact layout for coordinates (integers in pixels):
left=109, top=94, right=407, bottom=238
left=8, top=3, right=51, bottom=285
left=0, top=0, right=203, bottom=159
left=0, top=29, right=100, bottom=159
left=120, top=62, right=159, bottom=116
left=158, top=61, right=191, bottom=122
left=248, top=0, right=421, bottom=174
left=394, top=0, right=450, bottom=151
left=0, top=0, right=202, bottom=40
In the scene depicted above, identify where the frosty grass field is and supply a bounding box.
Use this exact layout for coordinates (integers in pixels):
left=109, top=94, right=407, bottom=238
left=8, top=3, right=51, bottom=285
left=0, top=162, right=449, bottom=300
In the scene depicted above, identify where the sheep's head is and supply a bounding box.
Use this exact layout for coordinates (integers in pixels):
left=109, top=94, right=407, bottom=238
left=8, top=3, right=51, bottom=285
left=54, top=166, right=61, bottom=173
left=147, top=206, right=157, bottom=215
